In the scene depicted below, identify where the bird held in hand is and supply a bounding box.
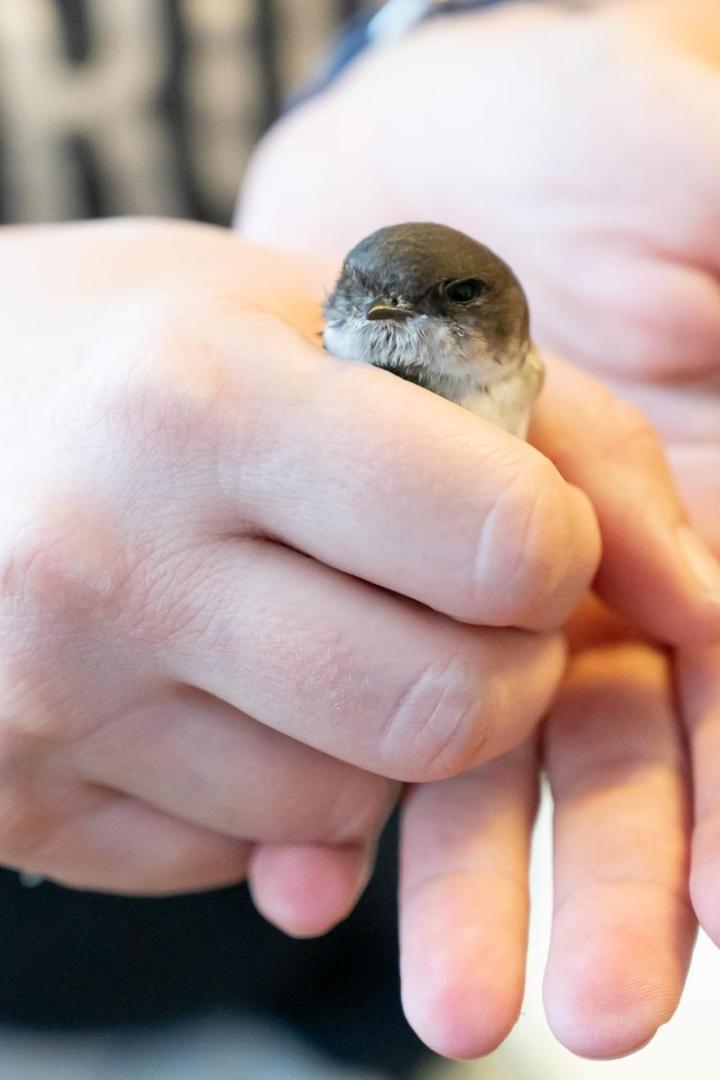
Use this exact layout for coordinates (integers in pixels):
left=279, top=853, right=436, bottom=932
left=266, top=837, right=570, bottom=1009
left=324, top=222, right=544, bottom=438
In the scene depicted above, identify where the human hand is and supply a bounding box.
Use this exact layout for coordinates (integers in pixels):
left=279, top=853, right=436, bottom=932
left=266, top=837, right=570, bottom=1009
left=400, top=600, right=696, bottom=1063
left=394, top=359, right=712, bottom=1062
left=240, top=0, right=720, bottom=549
left=239, top=4, right=720, bottom=1048
left=0, top=218, right=603, bottom=917
left=243, top=354, right=717, bottom=1059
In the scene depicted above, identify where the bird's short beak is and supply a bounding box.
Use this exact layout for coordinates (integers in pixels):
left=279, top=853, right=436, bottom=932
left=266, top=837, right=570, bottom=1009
left=365, top=298, right=413, bottom=322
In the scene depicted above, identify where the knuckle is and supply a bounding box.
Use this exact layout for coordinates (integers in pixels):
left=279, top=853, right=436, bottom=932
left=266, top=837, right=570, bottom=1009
left=103, top=296, right=232, bottom=455
left=379, top=656, right=489, bottom=782
left=0, top=498, right=137, bottom=743
left=0, top=496, right=129, bottom=620
left=95, top=295, right=270, bottom=513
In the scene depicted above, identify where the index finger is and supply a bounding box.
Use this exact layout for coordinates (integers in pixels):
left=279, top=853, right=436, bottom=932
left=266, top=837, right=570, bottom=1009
left=164, top=311, right=600, bottom=632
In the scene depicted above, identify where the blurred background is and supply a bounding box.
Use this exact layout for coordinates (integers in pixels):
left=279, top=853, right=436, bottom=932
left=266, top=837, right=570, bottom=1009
left=1, top=2, right=719, bottom=1078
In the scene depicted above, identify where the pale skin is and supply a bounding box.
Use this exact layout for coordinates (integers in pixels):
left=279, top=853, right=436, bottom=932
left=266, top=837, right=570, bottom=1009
left=3, top=218, right=605, bottom=911
left=239, top=0, right=720, bottom=1062
left=0, top=218, right=717, bottom=1063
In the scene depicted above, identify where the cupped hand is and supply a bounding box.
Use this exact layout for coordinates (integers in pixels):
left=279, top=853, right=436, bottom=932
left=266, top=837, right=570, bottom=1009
left=240, top=0, right=720, bottom=624
left=239, top=0, right=720, bottom=1050
left=0, top=219, right=601, bottom=916
left=1, top=219, right=714, bottom=1062
left=395, top=361, right=709, bottom=1062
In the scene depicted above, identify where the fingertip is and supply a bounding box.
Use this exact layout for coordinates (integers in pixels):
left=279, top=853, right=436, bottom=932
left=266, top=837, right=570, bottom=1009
left=543, top=892, right=692, bottom=1059
left=546, top=1007, right=658, bottom=1062
left=248, top=842, right=371, bottom=938
left=402, top=977, right=520, bottom=1061
left=400, top=878, right=525, bottom=1060
left=544, top=951, right=664, bottom=1060
left=566, top=480, right=603, bottom=598
left=532, top=478, right=602, bottom=631
left=471, top=461, right=600, bottom=632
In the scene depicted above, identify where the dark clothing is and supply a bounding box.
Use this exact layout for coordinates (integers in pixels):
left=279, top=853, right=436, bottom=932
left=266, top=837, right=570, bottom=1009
left=0, top=821, right=427, bottom=1077
left=0, top=0, right=356, bottom=224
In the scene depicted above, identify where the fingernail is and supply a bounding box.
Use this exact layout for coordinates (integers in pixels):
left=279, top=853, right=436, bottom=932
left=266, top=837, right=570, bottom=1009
left=676, top=525, right=720, bottom=600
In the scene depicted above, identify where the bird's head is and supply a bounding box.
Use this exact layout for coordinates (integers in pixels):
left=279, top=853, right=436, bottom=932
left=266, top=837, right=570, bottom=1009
left=323, top=222, right=530, bottom=391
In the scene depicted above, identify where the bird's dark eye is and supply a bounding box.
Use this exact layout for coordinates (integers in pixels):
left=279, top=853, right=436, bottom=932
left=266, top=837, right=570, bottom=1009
left=445, top=278, right=487, bottom=303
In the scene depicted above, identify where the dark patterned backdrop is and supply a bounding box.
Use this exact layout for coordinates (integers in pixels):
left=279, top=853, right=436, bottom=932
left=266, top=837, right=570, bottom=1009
left=0, top=0, right=364, bottom=224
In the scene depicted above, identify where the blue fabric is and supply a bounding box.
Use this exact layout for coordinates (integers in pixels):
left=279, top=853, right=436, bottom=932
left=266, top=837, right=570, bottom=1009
left=289, top=0, right=512, bottom=110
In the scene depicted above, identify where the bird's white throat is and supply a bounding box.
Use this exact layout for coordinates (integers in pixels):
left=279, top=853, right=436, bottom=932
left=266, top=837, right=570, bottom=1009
left=323, top=312, right=523, bottom=393
left=324, top=313, right=543, bottom=439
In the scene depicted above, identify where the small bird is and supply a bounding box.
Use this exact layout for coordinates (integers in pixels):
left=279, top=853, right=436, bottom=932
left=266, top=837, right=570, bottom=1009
left=324, top=222, right=544, bottom=438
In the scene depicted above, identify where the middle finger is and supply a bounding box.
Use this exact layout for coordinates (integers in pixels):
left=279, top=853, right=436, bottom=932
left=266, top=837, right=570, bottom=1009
left=543, top=641, right=695, bottom=1059
left=163, top=536, right=567, bottom=781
